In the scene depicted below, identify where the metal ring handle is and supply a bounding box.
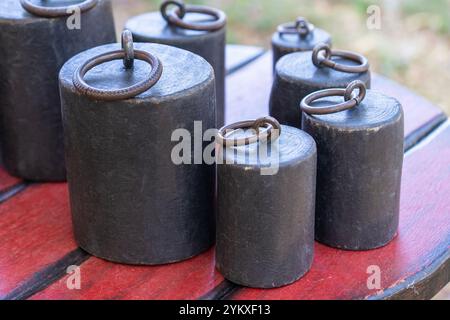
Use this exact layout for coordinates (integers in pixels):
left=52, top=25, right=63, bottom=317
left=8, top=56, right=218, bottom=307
left=300, top=80, right=367, bottom=115
left=252, top=116, right=282, bottom=141
left=73, top=50, right=163, bottom=101
left=160, top=0, right=186, bottom=21
left=312, top=43, right=370, bottom=73
left=20, top=0, right=98, bottom=18
left=121, top=30, right=134, bottom=69
left=217, top=117, right=281, bottom=147
left=278, top=17, right=314, bottom=38
left=344, top=80, right=367, bottom=105
left=161, top=1, right=226, bottom=31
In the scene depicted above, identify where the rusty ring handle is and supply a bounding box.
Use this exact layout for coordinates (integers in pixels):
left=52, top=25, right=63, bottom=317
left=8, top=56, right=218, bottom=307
left=73, top=49, right=163, bottom=101
left=20, top=0, right=98, bottom=18
left=160, top=0, right=186, bottom=21
left=312, top=43, right=370, bottom=73
left=216, top=116, right=282, bottom=147
left=278, top=17, right=315, bottom=38
left=300, top=80, right=367, bottom=115
left=161, top=0, right=226, bottom=31
left=122, top=30, right=134, bottom=69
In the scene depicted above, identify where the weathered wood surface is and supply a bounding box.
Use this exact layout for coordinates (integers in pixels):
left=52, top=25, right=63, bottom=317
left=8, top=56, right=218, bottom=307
left=225, top=45, right=265, bottom=75
left=0, top=48, right=448, bottom=300
left=0, top=184, right=80, bottom=299
left=31, top=249, right=223, bottom=300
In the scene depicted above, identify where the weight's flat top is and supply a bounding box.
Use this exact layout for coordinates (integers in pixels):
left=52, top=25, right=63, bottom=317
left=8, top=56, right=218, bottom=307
left=60, top=42, right=214, bottom=101
left=272, top=27, right=331, bottom=50
left=221, top=125, right=316, bottom=167
left=0, top=0, right=92, bottom=21
left=304, top=90, right=403, bottom=130
left=126, top=12, right=224, bottom=41
left=276, top=51, right=370, bottom=88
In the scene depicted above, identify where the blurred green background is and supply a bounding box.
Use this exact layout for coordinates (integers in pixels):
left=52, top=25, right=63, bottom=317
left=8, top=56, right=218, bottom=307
left=113, top=0, right=450, bottom=115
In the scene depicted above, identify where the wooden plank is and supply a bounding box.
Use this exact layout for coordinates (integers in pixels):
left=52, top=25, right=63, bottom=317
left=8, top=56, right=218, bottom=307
left=225, top=53, right=446, bottom=143
left=4, top=249, right=89, bottom=300
left=372, top=74, right=447, bottom=142
left=226, top=45, right=265, bottom=75
left=0, top=183, right=80, bottom=299
left=378, top=250, right=449, bottom=300
left=229, top=122, right=450, bottom=300
left=30, top=249, right=223, bottom=300
left=226, top=53, right=272, bottom=125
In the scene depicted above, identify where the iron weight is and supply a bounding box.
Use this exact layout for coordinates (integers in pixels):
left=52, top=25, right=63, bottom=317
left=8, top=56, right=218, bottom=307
left=0, top=0, right=115, bottom=181
left=301, top=81, right=404, bottom=250
left=216, top=117, right=317, bottom=288
left=270, top=43, right=371, bottom=129
left=60, top=39, right=216, bottom=264
left=125, top=0, right=226, bottom=127
left=272, top=17, right=331, bottom=71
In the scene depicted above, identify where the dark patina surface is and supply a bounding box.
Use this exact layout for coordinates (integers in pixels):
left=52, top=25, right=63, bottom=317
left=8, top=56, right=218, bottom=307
left=271, top=20, right=331, bottom=71
left=60, top=43, right=216, bottom=265
left=270, top=51, right=371, bottom=128
left=126, top=10, right=226, bottom=127
left=216, top=125, right=317, bottom=288
left=302, top=90, right=404, bottom=250
left=0, top=0, right=115, bottom=181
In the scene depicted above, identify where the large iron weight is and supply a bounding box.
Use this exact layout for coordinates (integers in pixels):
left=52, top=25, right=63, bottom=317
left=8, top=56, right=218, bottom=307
left=0, top=0, right=115, bottom=181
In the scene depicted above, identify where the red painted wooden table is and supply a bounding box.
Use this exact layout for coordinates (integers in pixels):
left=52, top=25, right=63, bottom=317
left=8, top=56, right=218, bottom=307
left=0, top=45, right=449, bottom=300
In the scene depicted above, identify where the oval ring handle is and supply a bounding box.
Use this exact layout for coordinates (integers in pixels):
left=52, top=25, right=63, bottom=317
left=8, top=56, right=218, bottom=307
left=217, top=116, right=281, bottom=147
left=278, top=17, right=314, bottom=38
left=312, top=43, right=370, bottom=73
left=20, top=0, right=97, bottom=18
left=161, top=1, right=226, bottom=31
left=73, top=49, right=163, bottom=101
left=300, top=80, right=367, bottom=115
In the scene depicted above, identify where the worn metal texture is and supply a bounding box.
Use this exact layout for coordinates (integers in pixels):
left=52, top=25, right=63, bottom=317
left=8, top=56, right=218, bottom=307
left=270, top=51, right=371, bottom=129
left=0, top=0, right=115, bottom=181
left=216, top=126, right=317, bottom=288
left=302, top=90, right=404, bottom=250
left=60, top=43, right=216, bottom=265
left=125, top=11, right=226, bottom=127
left=272, top=24, right=331, bottom=71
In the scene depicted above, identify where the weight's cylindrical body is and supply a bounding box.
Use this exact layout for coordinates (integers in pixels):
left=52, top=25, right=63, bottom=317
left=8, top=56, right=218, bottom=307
left=270, top=51, right=371, bottom=129
left=60, top=43, right=216, bottom=265
left=216, top=126, right=317, bottom=288
left=271, top=27, right=331, bottom=71
left=302, top=91, right=404, bottom=250
left=0, top=0, right=115, bottom=181
left=125, top=11, right=226, bottom=127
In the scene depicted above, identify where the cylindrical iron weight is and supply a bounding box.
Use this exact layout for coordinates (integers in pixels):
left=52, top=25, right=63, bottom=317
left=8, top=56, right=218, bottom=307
left=301, top=82, right=404, bottom=250
left=272, top=17, right=331, bottom=71
left=216, top=119, right=317, bottom=288
left=270, top=44, right=371, bottom=129
left=0, top=0, right=116, bottom=181
left=60, top=42, right=216, bottom=264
